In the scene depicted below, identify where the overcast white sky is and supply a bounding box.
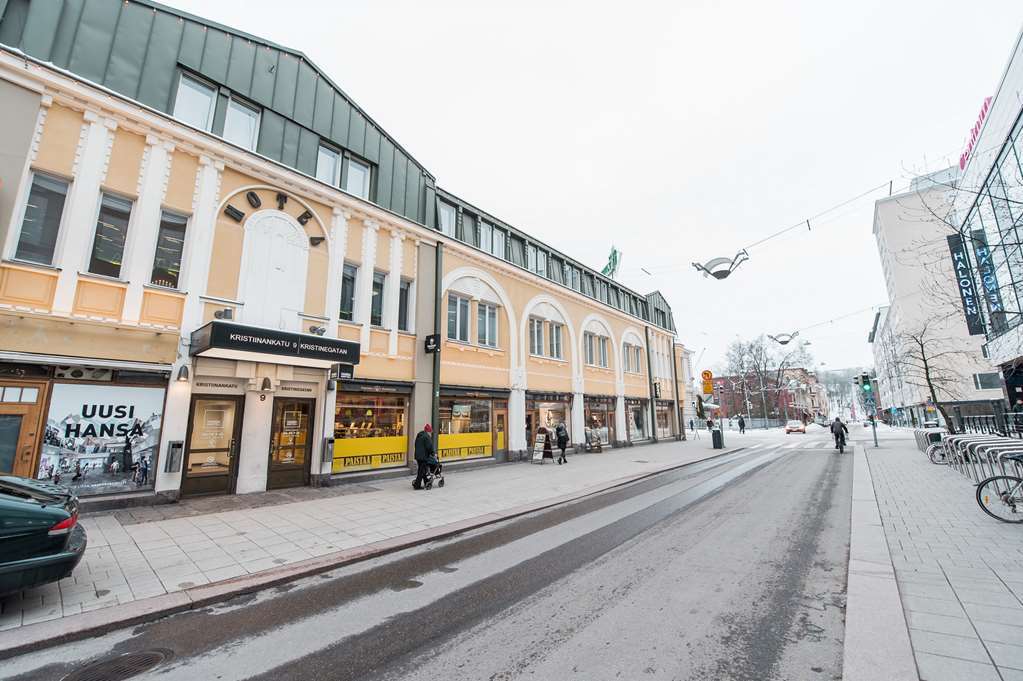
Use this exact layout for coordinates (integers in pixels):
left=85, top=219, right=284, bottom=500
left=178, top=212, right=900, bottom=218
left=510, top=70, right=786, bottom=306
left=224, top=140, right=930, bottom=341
left=167, top=0, right=1023, bottom=374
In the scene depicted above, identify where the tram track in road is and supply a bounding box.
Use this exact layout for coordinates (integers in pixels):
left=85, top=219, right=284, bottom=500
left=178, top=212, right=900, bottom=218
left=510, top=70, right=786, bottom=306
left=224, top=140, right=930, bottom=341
left=4, top=441, right=827, bottom=681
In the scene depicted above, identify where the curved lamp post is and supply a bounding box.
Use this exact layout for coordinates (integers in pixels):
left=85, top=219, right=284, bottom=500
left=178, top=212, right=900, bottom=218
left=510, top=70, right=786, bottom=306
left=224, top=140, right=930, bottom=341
left=768, top=332, right=799, bottom=345
left=691, top=250, right=749, bottom=280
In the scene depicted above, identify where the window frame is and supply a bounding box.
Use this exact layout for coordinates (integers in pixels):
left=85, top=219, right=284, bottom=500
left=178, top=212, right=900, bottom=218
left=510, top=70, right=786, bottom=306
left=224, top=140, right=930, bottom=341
left=149, top=208, right=189, bottom=290
left=222, top=96, right=261, bottom=151
left=315, top=143, right=342, bottom=186
left=549, top=322, right=563, bottom=360
left=339, top=262, right=358, bottom=322
left=11, top=170, right=70, bottom=266
left=478, top=302, right=498, bottom=348
left=343, top=155, right=372, bottom=200
left=479, top=222, right=493, bottom=253
left=438, top=200, right=457, bottom=237
left=529, top=317, right=545, bottom=356
left=172, top=71, right=217, bottom=132
left=492, top=227, right=506, bottom=259
left=86, top=191, right=135, bottom=280
left=447, top=293, right=470, bottom=342
left=398, top=278, right=413, bottom=332
left=370, top=271, right=386, bottom=327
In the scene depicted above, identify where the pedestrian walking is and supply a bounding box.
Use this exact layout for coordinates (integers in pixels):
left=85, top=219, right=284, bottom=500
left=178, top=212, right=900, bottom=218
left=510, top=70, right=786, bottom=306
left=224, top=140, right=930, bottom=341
left=413, top=424, right=434, bottom=490
left=555, top=422, right=569, bottom=464
left=738, top=415, right=746, bottom=434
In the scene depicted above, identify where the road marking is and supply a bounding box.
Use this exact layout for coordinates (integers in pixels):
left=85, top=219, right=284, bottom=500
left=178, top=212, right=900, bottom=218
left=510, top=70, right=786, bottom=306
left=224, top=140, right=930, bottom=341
left=785, top=442, right=802, bottom=449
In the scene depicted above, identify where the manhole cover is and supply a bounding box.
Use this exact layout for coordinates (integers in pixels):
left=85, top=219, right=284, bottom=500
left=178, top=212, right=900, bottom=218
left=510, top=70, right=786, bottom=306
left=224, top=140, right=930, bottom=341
left=62, top=649, right=173, bottom=681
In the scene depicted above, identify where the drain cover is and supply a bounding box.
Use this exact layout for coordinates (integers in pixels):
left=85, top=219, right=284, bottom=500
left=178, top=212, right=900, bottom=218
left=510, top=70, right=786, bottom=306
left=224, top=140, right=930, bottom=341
left=62, top=649, right=172, bottom=681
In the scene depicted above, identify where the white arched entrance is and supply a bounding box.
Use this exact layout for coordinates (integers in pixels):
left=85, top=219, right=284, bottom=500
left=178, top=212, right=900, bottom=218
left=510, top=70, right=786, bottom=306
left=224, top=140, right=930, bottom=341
left=238, top=210, right=309, bottom=331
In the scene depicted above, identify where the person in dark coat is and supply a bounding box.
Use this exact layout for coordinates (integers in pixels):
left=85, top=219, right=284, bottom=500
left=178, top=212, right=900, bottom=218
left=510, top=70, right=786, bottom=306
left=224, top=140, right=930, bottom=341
left=738, top=415, right=746, bottom=434
left=555, top=422, right=569, bottom=464
left=413, top=424, right=434, bottom=490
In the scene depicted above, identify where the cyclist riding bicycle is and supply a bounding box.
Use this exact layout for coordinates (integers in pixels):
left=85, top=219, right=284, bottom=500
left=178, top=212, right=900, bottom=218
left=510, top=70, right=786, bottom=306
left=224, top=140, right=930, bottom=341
left=830, top=417, right=849, bottom=450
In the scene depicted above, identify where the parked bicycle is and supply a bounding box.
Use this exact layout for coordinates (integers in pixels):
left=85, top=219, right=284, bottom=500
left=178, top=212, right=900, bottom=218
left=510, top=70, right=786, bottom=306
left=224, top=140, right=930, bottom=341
left=923, top=430, right=1023, bottom=523
left=976, top=453, right=1023, bottom=523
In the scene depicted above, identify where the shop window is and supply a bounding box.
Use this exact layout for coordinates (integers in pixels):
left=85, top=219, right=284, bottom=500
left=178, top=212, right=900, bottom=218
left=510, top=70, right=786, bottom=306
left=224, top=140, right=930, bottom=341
left=585, top=400, right=615, bottom=445
left=172, top=73, right=216, bottom=132
left=88, top=193, right=133, bottom=279
left=316, top=144, right=341, bottom=186
left=398, top=279, right=412, bottom=331
left=438, top=200, right=456, bottom=237
left=478, top=302, right=498, bottom=348
left=14, top=172, right=68, bottom=265
left=549, top=323, right=563, bottom=359
left=333, top=394, right=408, bottom=472
left=340, top=263, right=357, bottom=321
left=344, top=157, right=372, bottom=200
left=223, top=98, right=260, bottom=151
left=150, top=210, right=188, bottom=289
left=447, top=294, right=470, bottom=342
left=529, top=318, right=545, bottom=356
left=371, top=271, right=386, bottom=326
left=438, top=397, right=493, bottom=462
left=628, top=401, right=650, bottom=441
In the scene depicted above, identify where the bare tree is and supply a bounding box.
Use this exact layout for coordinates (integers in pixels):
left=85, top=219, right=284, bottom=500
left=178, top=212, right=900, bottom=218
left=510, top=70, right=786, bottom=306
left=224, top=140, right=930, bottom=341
left=724, top=335, right=814, bottom=423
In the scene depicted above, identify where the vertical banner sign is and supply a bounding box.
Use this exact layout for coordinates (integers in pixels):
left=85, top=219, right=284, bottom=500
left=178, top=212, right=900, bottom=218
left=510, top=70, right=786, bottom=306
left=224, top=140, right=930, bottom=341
left=946, top=234, right=984, bottom=335
left=970, top=230, right=1007, bottom=333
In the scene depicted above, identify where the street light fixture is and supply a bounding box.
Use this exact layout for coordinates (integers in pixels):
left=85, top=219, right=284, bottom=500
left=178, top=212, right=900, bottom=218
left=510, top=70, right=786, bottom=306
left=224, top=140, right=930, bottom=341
left=691, top=250, right=749, bottom=280
left=768, top=331, right=799, bottom=345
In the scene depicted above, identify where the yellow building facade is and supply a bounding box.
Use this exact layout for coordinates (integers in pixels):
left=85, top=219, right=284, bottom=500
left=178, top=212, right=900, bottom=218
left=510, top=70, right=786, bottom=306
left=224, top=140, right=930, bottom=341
left=0, top=4, right=680, bottom=500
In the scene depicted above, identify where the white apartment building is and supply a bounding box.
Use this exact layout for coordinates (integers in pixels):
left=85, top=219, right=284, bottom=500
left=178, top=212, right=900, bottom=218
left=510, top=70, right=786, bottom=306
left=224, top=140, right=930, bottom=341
left=869, top=169, right=1004, bottom=427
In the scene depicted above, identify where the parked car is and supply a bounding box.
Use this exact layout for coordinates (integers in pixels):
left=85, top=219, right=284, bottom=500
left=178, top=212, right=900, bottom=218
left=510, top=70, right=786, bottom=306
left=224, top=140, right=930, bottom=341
left=784, top=420, right=806, bottom=434
left=0, top=475, right=86, bottom=596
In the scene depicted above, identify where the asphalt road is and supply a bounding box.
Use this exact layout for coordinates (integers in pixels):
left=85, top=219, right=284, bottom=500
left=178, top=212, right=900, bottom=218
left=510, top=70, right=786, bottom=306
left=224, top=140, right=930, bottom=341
left=4, top=435, right=852, bottom=681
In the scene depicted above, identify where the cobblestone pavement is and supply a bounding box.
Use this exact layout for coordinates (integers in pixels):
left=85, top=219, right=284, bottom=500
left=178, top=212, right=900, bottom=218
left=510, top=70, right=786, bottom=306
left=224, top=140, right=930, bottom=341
left=0, top=437, right=745, bottom=636
left=866, top=431, right=1023, bottom=681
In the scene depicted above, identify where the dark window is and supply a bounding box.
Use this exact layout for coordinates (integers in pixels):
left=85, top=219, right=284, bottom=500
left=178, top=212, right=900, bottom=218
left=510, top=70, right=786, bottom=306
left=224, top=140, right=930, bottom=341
left=398, top=279, right=412, bottom=331
left=973, top=372, right=1001, bottom=390
left=340, top=263, right=357, bottom=321
left=509, top=236, right=525, bottom=267
left=371, top=271, right=386, bottom=326
left=15, top=173, right=68, bottom=265
left=150, top=210, right=188, bottom=288
left=88, top=193, right=133, bottom=278
left=582, top=274, right=595, bottom=297
left=462, top=212, right=477, bottom=246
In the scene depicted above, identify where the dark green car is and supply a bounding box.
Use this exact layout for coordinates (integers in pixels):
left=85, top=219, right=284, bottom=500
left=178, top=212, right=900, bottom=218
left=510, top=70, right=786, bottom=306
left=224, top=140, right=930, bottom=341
left=0, top=475, right=87, bottom=596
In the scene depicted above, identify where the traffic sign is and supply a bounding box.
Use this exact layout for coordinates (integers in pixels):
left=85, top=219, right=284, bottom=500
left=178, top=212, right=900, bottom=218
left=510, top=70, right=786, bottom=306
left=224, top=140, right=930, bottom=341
left=701, top=370, right=713, bottom=381
left=702, top=379, right=713, bottom=394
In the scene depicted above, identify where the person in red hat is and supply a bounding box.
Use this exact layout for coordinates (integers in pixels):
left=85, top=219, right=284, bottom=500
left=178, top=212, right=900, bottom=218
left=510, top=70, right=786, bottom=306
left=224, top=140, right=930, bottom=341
left=413, top=423, right=435, bottom=490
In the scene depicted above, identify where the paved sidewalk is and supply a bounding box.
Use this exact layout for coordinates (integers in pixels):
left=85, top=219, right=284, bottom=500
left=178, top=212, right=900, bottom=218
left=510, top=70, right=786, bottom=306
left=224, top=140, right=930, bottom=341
left=0, top=436, right=743, bottom=638
left=866, top=432, right=1023, bottom=681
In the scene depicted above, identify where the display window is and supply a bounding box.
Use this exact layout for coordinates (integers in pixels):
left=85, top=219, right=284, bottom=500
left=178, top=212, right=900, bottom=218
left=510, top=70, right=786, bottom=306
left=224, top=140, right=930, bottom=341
left=38, top=382, right=165, bottom=495
left=584, top=398, right=615, bottom=445
left=438, top=397, right=493, bottom=461
left=333, top=393, right=408, bottom=473
left=526, top=396, right=571, bottom=448
left=627, top=399, right=650, bottom=441
left=656, top=403, right=674, bottom=439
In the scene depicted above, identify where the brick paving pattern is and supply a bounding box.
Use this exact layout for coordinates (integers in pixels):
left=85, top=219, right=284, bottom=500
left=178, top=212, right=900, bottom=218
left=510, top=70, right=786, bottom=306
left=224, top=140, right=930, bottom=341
left=868, top=438, right=1023, bottom=681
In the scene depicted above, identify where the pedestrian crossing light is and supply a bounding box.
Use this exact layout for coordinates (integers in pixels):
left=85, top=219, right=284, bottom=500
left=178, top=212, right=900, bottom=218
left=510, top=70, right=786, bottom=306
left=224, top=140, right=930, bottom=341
left=860, top=374, right=872, bottom=394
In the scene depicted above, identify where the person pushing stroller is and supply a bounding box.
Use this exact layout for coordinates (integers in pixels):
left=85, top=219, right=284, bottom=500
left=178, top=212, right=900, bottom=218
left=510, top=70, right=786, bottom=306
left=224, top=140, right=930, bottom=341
left=413, top=423, right=444, bottom=490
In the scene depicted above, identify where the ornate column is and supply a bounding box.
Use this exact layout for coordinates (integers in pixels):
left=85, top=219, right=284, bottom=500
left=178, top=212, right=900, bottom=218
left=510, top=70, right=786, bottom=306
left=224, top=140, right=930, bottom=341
left=572, top=372, right=585, bottom=449
left=51, top=111, right=118, bottom=315
left=122, top=136, right=175, bottom=324
left=324, top=208, right=350, bottom=336
left=384, top=228, right=404, bottom=355
left=179, top=155, right=224, bottom=334
left=355, top=218, right=379, bottom=349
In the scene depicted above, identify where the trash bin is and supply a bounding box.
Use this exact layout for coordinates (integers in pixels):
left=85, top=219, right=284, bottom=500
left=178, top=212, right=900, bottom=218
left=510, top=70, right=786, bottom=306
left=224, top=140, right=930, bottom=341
left=711, top=428, right=723, bottom=449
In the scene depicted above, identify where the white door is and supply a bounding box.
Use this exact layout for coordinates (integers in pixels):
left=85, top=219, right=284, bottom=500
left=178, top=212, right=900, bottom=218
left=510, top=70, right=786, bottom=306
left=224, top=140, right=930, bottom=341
left=238, top=211, right=308, bottom=330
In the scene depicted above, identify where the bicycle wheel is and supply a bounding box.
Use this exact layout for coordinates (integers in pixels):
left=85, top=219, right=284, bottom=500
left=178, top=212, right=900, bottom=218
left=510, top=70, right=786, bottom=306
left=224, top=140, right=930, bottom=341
left=976, top=476, right=1023, bottom=523
left=927, top=444, right=947, bottom=465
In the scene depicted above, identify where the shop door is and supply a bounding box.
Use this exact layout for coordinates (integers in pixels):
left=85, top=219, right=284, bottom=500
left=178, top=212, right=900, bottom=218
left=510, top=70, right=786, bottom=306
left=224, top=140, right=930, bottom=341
left=0, top=382, right=45, bottom=478
left=493, top=408, right=507, bottom=455
left=182, top=395, right=244, bottom=496
left=268, top=398, right=313, bottom=489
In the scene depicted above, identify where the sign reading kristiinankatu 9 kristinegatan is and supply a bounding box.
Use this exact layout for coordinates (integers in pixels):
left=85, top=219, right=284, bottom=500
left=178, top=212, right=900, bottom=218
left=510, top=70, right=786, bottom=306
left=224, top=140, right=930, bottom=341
left=946, top=234, right=984, bottom=335
left=38, top=383, right=165, bottom=495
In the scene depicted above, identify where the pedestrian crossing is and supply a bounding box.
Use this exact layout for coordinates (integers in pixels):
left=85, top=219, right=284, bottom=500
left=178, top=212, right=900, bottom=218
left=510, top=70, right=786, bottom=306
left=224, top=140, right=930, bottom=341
left=744, top=438, right=836, bottom=451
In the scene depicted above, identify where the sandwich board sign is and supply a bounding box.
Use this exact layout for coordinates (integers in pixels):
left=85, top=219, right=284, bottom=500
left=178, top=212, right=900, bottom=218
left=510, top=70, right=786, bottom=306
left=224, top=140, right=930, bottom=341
left=531, top=432, right=547, bottom=464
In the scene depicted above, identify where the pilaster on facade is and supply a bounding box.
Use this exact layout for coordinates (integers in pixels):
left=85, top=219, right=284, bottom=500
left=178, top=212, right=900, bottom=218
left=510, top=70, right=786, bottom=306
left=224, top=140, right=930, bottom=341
left=384, top=228, right=404, bottom=355
left=356, top=218, right=379, bottom=349
left=615, top=395, right=628, bottom=443
left=51, top=111, right=118, bottom=316
left=324, top=207, right=351, bottom=336
left=571, top=392, right=585, bottom=446
left=179, top=155, right=224, bottom=335
left=122, top=136, right=175, bottom=324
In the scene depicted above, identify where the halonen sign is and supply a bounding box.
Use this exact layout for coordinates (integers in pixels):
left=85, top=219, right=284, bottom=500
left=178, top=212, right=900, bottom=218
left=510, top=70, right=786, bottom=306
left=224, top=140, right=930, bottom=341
left=190, top=321, right=361, bottom=364
left=946, top=234, right=984, bottom=335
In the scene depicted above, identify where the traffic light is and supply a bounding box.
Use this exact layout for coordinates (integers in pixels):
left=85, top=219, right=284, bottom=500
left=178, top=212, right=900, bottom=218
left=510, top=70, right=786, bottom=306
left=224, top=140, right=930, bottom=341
left=860, top=373, right=872, bottom=394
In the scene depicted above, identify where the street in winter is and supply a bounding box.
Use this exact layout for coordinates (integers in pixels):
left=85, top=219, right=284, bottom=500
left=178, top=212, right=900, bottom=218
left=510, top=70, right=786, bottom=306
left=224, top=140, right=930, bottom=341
left=1, top=2, right=1023, bottom=680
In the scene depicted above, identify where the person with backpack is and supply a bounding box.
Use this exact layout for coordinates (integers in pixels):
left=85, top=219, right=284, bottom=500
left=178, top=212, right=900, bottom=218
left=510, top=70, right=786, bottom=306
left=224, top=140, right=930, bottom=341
left=413, top=424, right=435, bottom=490
left=555, top=422, right=569, bottom=464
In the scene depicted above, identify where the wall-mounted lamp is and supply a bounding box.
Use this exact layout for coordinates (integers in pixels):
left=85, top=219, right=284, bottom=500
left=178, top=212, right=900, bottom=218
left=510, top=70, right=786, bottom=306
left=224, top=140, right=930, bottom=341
left=260, top=377, right=272, bottom=391
left=214, top=308, right=233, bottom=320
left=309, top=326, right=326, bottom=336
left=309, top=236, right=325, bottom=247
left=176, top=364, right=190, bottom=382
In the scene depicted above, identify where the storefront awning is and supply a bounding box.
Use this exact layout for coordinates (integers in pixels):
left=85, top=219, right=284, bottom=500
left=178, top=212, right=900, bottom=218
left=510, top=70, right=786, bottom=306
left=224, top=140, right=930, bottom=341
left=190, top=321, right=360, bottom=370
left=0, top=351, right=172, bottom=373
